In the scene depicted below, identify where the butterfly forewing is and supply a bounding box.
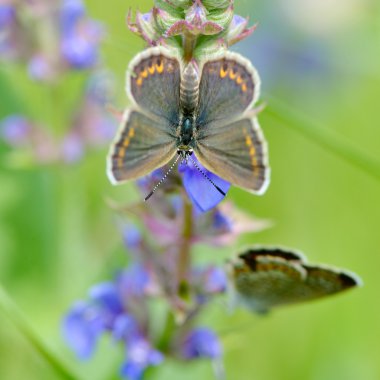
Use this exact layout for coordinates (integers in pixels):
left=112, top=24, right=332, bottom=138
left=195, top=117, right=270, bottom=194
left=196, top=52, right=260, bottom=125
left=128, top=47, right=181, bottom=123
left=107, top=110, right=177, bottom=183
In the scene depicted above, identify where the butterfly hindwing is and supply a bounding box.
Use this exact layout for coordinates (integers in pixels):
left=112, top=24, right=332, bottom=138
left=107, top=109, right=177, bottom=183
left=194, top=117, right=270, bottom=194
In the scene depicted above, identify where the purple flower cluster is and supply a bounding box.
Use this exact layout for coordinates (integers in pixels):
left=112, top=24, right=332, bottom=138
left=0, top=73, right=117, bottom=165
left=63, top=264, right=224, bottom=379
left=63, top=167, right=269, bottom=378
left=0, top=0, right=103, bottom=81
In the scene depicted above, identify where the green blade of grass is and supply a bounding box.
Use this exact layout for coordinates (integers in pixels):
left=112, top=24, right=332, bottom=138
left=265, top=95, right=380, bottom=182
left=0, top=284, right=82, bottom=380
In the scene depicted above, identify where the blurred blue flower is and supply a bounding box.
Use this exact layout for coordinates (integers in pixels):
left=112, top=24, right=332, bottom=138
left=63, top=264, right=166, bottom=379
left=62, top=301, right=104, bottom=359
left=60, top=0, right=103, bottom=69
left=212, top=210, right=232, bottom=232
left=61, top=132, right=84, bottom=163
left=118, top=264, right=150, bottom=299
left=123, top=224, right=143, bottom=251
left=28, top=55, right=53, bottom=81
left=121, top=339, right=164, bottom=380
left=179, top=155, right=230, bottom=212
left=182, top=327, right=222, bottom=360
left=0, top=5, right=15, bottom=29
left=203, top=267, right=227, bottom=294
left=0, top=115, right=30, bottom=146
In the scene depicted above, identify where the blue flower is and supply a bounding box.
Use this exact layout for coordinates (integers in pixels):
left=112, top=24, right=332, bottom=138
left=118, top=264, right=150, bottom=299
left=63, top=264, right=165, bottom=380
left=0, top=5, right=15, bottom=29
left=181, top=327, right=222, bottom=360
left=121, top=339, right=164, bottom=380
left=61, top=132, right=84, bottom=163
left=123, top=224, right=143, bottom=251
left=203, top=267, right=227, bottom=294
left=0, top=115, right=30, bottom=146
left=60, top=0, right=103, bottom=69
left=179, top=155, right=230, bottom=212
left=62, top=301, right=104, bottom=359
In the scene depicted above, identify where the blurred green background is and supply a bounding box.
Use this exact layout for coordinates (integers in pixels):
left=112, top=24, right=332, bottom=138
left=1, top=0, right=380, bottom=379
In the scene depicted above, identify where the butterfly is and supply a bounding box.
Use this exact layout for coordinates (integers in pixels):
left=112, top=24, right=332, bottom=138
left=227, top=247, right=361, bottom=314
left=107, top=46, right=270, bottom=194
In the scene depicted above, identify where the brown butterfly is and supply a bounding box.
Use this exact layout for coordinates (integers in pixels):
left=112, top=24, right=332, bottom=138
left=107, top=47, right=270, bottom=194
left=227, top=247, right=361, bottom=313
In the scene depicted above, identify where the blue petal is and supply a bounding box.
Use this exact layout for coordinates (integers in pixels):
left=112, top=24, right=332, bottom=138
left=121, top=340, right=164, bottom=380
left=62, top=301, right=103, bottom=359
left=120, top=360, right=145, bottom=380
left=0, top=5, right=15, bottom=28
left=179, top=155, right=230, bottom=212
left=118, top=265, right=149, bottom=298
left=182, top=327, right=222, bottom=359
left=60, top=0, right=85, bottom=32
left=113, top=314, right=140, bottom=342
left=123, top=223, right=142, bottom=251
left=89, top=282, right=123, bottom=315
left=204, top=267, right=227, bottom=294
left=0, top=115, right=30, bottom=145
left=61, top=35, right=99, bottom=68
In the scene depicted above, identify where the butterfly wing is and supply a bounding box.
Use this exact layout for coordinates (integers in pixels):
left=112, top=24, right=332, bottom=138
left=194, top=52, right=269, bottom=194
left=107, top=109, right=177, bottom=184
left=196, top=51, right=260, bottom=125
left=228, top=247, right=360, bottom=313
left=194, top=117, right=270, bottom=194
left=108, top=47, right=182, bottom=184
left=127, top=47, right=181, bottom=124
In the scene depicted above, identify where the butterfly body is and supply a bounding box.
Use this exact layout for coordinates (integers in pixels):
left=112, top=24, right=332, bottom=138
left=108, top=47, right=270, bottom=194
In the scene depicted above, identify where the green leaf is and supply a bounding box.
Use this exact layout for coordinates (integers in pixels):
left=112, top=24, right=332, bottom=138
left=0, top=284, right=83, bottom=380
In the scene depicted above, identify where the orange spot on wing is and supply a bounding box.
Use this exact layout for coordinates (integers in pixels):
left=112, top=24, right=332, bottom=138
left=241, top=83, right=247, bottom=92
left=148, top=65, right=155, bottom=75
left=156, top=61, right=164, bottom=73
left=229, top=70, right=237, bottom=80
left=118, top=147, right=125, bottom=158
left=122, top=127, right=135, bottom=148
left=123, top=138, right=130, bottom=147
left=141, top=69, right=148, bottom=78
left=220, top=66, right=228, bottom=78
left=243, top=129, right=259, bottom=173
left=236, top=76, right=243, bottom=84
left=136, top=77, right=143, bottom=86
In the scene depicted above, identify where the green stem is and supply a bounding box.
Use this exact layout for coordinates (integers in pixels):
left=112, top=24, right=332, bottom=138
left=265, top=95, right=380, bottom=181
left=177, top=197, right=193, bottom=300
left=0, top=284, right=81, bottom=380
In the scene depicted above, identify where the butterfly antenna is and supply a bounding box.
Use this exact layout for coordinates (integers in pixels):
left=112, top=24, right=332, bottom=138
left=144, top=155, right=181, bottom=201
left=188, top=156, right=226, bottom=196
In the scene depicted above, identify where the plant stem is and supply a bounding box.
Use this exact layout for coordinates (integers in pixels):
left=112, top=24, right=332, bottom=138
left=265, top=95, right=380, bottom=181
left=177, top=197, right=193, bottom=300
left=0, top=284, right=82, bottom=380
